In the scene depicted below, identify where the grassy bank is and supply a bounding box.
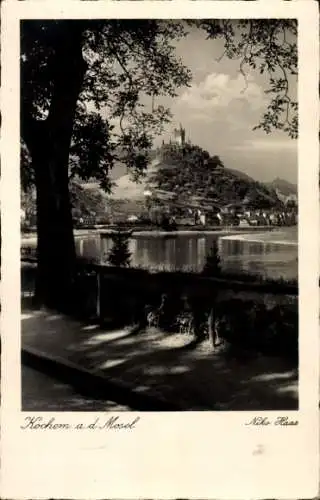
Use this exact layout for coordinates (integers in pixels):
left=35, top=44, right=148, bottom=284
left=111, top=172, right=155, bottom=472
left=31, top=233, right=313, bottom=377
left=21, top=253, right=298, bottom=289
left=75, top=267, right=298, bottom=362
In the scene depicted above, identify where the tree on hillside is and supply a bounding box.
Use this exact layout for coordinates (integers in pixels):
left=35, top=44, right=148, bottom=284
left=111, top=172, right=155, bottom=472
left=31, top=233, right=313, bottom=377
left=21, top=19, right=297, bottom=309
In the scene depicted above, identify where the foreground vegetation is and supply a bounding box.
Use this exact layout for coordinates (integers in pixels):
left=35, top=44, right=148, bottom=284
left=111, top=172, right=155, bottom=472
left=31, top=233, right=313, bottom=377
left=72, top=267, right=298, bottom=363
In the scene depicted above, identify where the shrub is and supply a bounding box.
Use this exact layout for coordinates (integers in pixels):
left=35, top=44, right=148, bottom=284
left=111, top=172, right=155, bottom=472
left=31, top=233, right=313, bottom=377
left=106, top=231, right=131, bottom=267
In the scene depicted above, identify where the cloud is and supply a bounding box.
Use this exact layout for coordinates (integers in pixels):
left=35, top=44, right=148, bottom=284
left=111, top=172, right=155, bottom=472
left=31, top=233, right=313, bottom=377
left=232, top=138, right=298, bottom=152
left=178, top=72, right=265, bottom=114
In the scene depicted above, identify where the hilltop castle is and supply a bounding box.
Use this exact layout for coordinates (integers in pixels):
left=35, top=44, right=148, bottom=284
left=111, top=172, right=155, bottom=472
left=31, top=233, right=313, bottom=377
left=162, top=123, right=187, bottom=147
left=172, top=123, right=186, bottom=146
left=159, top=124, right=189, bottom=151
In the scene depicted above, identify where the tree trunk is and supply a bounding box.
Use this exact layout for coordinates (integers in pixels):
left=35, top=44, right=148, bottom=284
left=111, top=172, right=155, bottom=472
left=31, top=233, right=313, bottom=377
left=33, top=136, right=76, bottom=310
left=22, top=25, right=87, bottom=311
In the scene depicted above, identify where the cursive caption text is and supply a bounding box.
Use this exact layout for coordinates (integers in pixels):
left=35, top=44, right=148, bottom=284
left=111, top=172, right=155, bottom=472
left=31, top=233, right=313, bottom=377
left=245, top=416, right=298, bottom=426
left=21, top=416, right=140, bottom=431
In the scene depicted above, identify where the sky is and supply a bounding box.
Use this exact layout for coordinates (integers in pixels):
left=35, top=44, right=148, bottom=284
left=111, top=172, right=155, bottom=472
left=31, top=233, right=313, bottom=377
left=153, top=25, right=298, bottom=184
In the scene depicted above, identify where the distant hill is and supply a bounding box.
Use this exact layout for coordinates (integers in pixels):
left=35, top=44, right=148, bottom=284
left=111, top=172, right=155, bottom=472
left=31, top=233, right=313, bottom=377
left=71, top=180, right=145, bottom=219
left=21, top=180, right=112, bottom=223
left=69, top=182, right=109, bottom=217
left=267, top=177, right=297, bottom=196
left=265, top=178, right=297, bottom=205
left=109, top=158, right=160, bottom=200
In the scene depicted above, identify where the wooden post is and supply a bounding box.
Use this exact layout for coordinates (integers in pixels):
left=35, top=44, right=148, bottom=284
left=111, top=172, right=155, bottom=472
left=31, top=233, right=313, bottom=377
left=207, top=307, right=216, bottom=350
left=96, top=270, right=101, bottom=321
left=208, top=289, right=219, bottom=350
left=97, top=234, right=102, bottom=322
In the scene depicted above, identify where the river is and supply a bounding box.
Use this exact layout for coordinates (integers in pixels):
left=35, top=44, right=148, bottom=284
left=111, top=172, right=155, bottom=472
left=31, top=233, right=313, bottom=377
left=76, top=227, right=298, bottom=280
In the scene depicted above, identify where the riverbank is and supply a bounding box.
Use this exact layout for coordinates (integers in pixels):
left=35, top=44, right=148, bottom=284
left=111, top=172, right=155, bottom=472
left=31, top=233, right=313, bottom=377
left=21, top=229, right=98, bottom=246
left=21, top=225, right=284, bottom=246
left=130, top=226, right=276, bottom=238
left=221, top=233, right=298, bottom=246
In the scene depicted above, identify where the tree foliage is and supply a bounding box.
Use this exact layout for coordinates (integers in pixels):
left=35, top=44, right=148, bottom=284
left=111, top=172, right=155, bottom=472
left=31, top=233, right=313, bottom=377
left=158, top=141, right=224, bottom=170
left=198, top=19, right=298, bottom=138
left=69, top=182, right=108, bottom=219
left=152, top=142, right=224, bottom=198
left=21, top=20, right=192, bottom=190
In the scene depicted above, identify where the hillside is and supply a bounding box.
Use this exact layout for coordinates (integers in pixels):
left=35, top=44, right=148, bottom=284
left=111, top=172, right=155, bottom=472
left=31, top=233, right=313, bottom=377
left=70, top=182, right=145, bottom=219
left=110, top=145, right=284, bottom=211
left=110, top=143, right=283, bottom=211
left=149, top=164, right=279, bottom=209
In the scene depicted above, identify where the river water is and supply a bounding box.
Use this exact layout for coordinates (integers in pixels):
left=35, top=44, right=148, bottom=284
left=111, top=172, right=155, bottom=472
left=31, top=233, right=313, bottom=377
left=76, top=227, right=298, bottom=280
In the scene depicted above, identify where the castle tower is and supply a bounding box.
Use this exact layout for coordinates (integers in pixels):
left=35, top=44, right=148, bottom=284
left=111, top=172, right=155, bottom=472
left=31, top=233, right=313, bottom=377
left=172, top=123, right=186, bottom=146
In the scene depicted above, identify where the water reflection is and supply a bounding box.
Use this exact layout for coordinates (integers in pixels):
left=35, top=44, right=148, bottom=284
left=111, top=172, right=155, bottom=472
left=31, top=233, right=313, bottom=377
left=76, top=230, right=298, bottom=280
left=197, top=238, right=206, bottom=268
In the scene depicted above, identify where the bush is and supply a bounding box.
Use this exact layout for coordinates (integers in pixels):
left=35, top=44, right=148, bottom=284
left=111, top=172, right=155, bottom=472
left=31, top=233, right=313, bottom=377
left=215, top=300, right=298, bottom=361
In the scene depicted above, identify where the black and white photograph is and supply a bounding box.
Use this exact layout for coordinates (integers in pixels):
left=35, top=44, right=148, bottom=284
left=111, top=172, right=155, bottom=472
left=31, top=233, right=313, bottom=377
left=1, top=1, right=319, bottom=498
left=19, top=16, right=300, bottom=412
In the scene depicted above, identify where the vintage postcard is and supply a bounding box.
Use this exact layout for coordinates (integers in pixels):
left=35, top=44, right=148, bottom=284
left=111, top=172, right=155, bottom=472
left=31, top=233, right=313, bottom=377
left=1, top=0, right=319, bottom=498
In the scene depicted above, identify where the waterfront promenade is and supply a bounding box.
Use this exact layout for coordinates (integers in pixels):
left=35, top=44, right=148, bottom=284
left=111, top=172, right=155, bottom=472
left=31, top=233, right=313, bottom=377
left=22, top=307, right=298, bottom=411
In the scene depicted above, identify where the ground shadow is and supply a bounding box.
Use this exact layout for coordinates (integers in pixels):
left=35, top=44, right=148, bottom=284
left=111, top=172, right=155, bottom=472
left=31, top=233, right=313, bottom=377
left=21, top=308, right=298, bottom=411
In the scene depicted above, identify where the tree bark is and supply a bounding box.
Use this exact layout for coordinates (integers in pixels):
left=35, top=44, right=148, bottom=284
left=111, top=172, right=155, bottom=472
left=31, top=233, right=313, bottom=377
left=22, top=25, right=87, bottom=310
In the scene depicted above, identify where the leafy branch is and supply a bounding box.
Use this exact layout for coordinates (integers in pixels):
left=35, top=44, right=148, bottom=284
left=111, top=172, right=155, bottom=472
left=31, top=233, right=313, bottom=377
left=199, top=19, right=298, bottom=138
